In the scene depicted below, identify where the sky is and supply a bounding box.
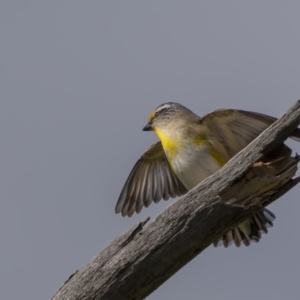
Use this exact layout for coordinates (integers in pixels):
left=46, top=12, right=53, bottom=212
left=1, top=1, right=300, bottom=300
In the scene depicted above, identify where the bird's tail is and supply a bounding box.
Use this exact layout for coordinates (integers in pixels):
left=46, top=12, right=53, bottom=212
left=213, top=208, right=275, bottom=248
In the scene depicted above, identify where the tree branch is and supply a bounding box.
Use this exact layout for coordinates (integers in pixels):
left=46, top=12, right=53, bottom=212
left=52, top=100, right=300, bottom=300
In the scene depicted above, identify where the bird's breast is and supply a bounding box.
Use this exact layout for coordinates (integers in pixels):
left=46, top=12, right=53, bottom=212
left=169, top=143, right=224, bottom=190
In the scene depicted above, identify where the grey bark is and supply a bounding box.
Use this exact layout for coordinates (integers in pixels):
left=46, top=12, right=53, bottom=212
left=52, top=100, right=300, bottom=300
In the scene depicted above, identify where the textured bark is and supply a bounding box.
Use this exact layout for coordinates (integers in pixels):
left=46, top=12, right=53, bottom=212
left=52, top=101, right=300, bottom=300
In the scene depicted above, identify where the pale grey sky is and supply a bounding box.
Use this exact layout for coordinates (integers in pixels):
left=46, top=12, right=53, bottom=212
left=1, top=1, right=300, bottom=299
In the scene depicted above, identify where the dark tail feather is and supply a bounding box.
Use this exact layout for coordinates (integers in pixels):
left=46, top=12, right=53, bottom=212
left=213, top=208, right=275, bottom=248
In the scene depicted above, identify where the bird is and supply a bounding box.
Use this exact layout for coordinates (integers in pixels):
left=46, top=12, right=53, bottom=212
left=115, top=102, right=300, bottom=247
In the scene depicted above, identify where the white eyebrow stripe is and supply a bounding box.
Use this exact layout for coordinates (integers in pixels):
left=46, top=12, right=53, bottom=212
left=155, top=103, right=172, bottom=112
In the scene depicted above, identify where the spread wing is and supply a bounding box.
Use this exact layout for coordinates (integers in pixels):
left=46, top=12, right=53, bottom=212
left=201, top=109, right=300, bottom=157
left=115, top=142, right=187, bottom=217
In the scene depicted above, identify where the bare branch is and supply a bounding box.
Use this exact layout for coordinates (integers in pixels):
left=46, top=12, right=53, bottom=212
left=52, top=100, right=300, bottom=300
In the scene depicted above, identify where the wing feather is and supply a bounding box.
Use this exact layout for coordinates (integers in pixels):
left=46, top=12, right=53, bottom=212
left=116, top=142, right=187, bottom=217
left=202, top=109, right=300, bottom=157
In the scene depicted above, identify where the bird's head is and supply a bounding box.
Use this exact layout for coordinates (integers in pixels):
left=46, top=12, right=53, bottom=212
left=143, top=102, right=197, bottom=132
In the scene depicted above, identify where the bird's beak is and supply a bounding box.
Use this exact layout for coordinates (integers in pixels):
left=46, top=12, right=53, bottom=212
left=142, top=123, right=153, bottom=131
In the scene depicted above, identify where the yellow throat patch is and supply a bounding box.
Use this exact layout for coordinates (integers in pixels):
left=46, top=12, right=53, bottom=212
left=154, top=128, right=178, bottom=156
